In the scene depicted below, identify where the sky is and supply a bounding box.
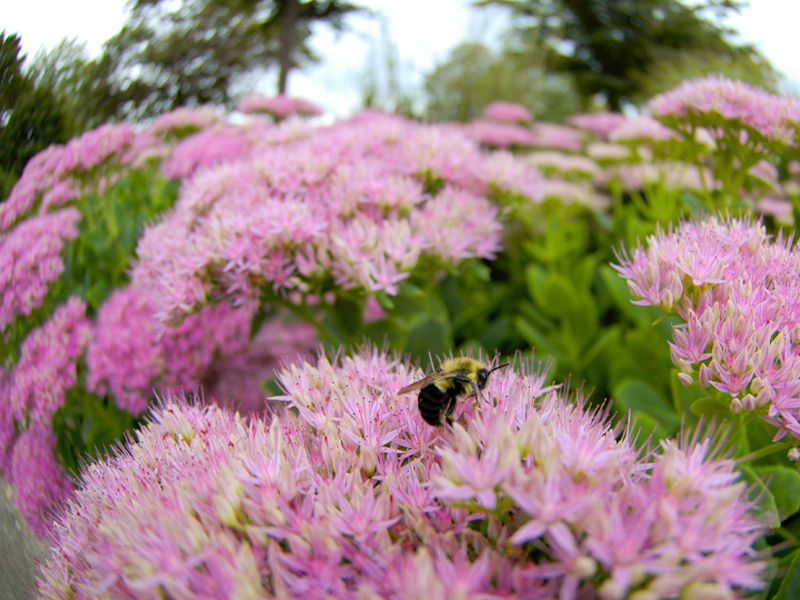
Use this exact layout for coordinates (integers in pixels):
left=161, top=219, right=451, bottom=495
left=2, top=0, right=800, bottom=117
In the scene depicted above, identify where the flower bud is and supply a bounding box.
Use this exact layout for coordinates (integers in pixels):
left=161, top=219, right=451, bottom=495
left=789, top=448, right=800, bottom=462
left=730, top=398, right=743, bottom=414
left=677, top=372, right=694, bottom=387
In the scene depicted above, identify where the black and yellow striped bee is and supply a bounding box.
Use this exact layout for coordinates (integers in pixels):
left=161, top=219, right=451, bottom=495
left=398, top=357, right=508, bottom=426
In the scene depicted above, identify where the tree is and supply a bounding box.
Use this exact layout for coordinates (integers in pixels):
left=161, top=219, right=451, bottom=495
left=0, top=32, right=68, bottom=199
left=424, top=41, right=580, bottom=122
left=93, top=0, right=361, bottom=121
left=478, top=0, right=775, bottom=110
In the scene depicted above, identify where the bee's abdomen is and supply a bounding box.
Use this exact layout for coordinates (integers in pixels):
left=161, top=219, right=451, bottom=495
left=418, top=385, right=455, bottom=426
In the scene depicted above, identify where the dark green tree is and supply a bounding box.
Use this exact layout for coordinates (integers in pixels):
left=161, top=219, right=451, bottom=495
left=0, top=32, right=68, bottom=199
left=424, top=41, right=580, bottom=122
left=478, top=0, right=775, bottom=110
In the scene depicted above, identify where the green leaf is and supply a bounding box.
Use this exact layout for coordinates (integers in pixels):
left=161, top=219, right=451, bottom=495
left=404, top=318, right=452, bottom=359
left=753, top=465, right=800, bottom=522
left=612, top=379, right=681, bottom=434
left=329, top=294, right=363, bottom=342
left=739, top=465, right=780, bottom=529
left=514, top=317, right=559, bottom=358
left=689, top=397, right=734, bottom=420
left=774, top=550, right=800, bottom=600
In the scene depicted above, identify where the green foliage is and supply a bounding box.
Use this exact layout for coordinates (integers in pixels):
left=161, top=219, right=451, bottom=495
left=479, top=0, right=775, bottom=110
left=424, top=41, right=580, bottom=122
left=0, top=32, right=69, bottom=195
left=90, top=0, right=363, bottom=120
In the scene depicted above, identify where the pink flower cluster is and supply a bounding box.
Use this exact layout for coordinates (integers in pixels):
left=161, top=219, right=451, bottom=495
left=37, top=350, right=764, bottom=600
left=133, top=112, right=519, bottom=323
left=147, top=106, right=223, bottom=138
left=236, top=94, right=324, bottom=119
left=85, top=287, right=256, bottom=415
left=482, top=101, right=533, bottom=123
left=614, top=216, right=800, bottom=440
left=1, top=298, right=92, bottom=536
left=0, top=208, right=81, bottom=330
left=647, top=75, right=800, bottom=145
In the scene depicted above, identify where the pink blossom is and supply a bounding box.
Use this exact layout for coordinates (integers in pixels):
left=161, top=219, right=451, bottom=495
left=0, top=208, right=82, bottom=330
left=567, top=112, right=630, bottom=139
left=530, top=122, right=586, bottom=152
left=648, top=75, right=799, bottom=144
left=161, top=127, right=254, bottom=179
left=86, top=286, right=255, bottom=415
left=609, top=116, right=676, bottom=142
left=148, top=106, right=223, bottom=137
left=468, top=119, right=535, bottom=149
left=614, top=215, right=800, bottom=439
left=133, top=115, right=505, bottom=324
left=528, top=151, right=601, bottom=179
left=236, top=94, right=324, bottom=118
left=10, top=423, right=74, bottom=539
left=6, top=297, right=92, bottom=425
left=37, top=350, right=764, bottom=599
left=482, top=101, right=533, bottom=123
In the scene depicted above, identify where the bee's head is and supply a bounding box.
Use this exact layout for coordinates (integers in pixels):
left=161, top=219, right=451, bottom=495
left=476, top=362, right=509, bottom=389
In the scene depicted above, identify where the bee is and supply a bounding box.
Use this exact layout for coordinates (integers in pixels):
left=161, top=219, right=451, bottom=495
left=398, top=357, right=509, bottom=426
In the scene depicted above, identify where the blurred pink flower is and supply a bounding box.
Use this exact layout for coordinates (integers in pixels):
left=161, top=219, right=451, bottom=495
left=567, top=112, right=629, bottom=139
left=648, top=75, right=800, bottom=144
left=237, top=94, right=324, bottom=119
left=482, top=101, right=533, bottom=123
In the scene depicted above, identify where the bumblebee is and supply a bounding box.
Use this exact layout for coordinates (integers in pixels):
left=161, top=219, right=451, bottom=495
left=398, top=357, right=508, bottom=426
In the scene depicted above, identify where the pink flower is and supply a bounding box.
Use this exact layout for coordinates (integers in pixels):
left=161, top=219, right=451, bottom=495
left=148, top=106, right=223, bottom=138
left=37, top=350, right=764, bottom=599
left=6, top=297, right=91, bottom=425
left=482, top=101, right=533, bottom=123
left=614, top=215, right=800, bottom=439
left=567, top=112, right=630, bottom=139
left=468, top=119, right=535, bottom=149
left=648, top=75, right=799, bottom=144
left=236, top=94, right=324, bottom=119
left=0, top=209, right=82, bottom=330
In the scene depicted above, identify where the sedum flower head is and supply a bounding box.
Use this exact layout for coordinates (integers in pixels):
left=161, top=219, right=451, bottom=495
left=648, top=75, right=800, bottom=145
left=132, top=113, right=511, bottom=324
left=38, top=349, right=764, bottom=599
left=613, top=215, right=800, bottom=440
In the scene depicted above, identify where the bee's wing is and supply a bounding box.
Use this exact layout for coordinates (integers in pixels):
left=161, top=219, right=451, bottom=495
left=397, top=370, right=468, bottom=394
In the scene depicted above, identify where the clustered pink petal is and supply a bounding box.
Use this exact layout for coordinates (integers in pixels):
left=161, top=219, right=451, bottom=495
left=37, top=349, right=764, bottom=600
left=133, top=113, right=511, bottom=323
left=6, top=297, right=92, bottom=426
left=648, top=75, right=800, bottom=144
left=482, top=101, right=533, bottom=124
left=161, top=127, right=255, bottom=179
left=614, top=215, right=800, bottom=439
left=86, top=286, right=255, bottom=415
left=0, top=208, right=82, bottom=330
left=10, top=423, right=74, bottom=539
left=468, top=119, right=535, bottom=149
left=567, top=112, right=630, bottom=139
left=530, top=123, right=586, bottom=152
left=147, top=105, right=223, bottom=137
left=237, top=94, right=324, bottom=118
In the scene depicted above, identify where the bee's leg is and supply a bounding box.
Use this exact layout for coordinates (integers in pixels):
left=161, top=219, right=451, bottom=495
left=443, top=397, right=457, bottom=426
left=473, top=383, right=487, bottom=404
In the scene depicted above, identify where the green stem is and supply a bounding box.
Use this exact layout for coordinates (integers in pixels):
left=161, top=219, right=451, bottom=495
left=735, top=440, right=796, bottom=467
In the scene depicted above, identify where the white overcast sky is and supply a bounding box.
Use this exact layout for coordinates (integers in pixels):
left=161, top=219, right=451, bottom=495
left=2, top=0, right=799, bottom=117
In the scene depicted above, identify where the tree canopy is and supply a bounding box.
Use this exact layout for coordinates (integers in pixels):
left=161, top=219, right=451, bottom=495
left=479, top=0, right=776, bottom=110
left=91, top=0, right=362, bottom=121
left=0, top=32, right=69, bottom=198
